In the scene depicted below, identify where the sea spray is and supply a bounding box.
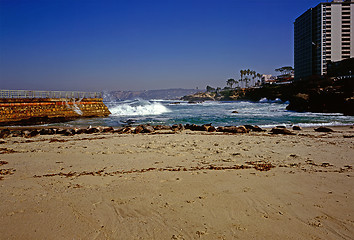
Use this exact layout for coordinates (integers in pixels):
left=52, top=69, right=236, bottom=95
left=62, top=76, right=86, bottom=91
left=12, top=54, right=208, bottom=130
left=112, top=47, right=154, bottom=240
left=108, top=99, right=171, bottom=116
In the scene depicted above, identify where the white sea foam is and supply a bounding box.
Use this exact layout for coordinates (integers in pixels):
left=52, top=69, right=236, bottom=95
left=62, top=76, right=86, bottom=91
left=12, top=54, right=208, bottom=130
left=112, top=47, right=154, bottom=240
left=109, top=100, right=171, bottom=116
left=259, top=98, right=289, bottom=104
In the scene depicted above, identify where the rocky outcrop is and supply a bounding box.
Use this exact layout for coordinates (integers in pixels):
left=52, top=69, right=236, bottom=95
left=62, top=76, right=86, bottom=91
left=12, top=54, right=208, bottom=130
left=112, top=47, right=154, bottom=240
left=181, top=92, right=215, bottom=102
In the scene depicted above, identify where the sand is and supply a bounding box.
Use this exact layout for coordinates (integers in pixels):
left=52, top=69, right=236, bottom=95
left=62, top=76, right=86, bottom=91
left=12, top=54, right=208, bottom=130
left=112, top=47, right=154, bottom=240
left=0, top=126, right=353, bottom=239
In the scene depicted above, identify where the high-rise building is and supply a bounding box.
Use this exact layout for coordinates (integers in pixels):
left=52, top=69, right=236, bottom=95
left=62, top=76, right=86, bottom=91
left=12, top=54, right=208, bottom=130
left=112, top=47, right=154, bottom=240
left=294, top=0, right=354, bottom=81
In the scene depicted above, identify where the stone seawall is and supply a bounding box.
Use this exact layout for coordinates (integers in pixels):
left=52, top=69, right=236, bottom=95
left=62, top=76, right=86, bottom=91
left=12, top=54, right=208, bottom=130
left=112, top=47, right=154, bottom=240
left=0, top=98, right=111, bottom=126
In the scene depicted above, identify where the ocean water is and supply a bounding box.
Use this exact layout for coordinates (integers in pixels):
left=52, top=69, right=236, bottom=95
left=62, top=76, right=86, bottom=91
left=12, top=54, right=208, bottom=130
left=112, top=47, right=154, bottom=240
left=61, top=98, right=354, bottom=128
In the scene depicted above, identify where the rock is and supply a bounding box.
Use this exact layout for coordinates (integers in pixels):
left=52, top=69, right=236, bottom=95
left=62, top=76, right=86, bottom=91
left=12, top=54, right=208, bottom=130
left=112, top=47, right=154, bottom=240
left=207, top=126, right=217, bottom=132
left=21, top=130, right=31, bottom=137
left=314, top=126, right=334, bottom=132
left=286, top=93, right=310, bottom=112
left=75, top=128, right=86, bottom=134
left=62, top=129, right=74, bottom=136
left=10, top=130, right=22, bottom=137
left=171, top=124, right=184, bottom=131
left=102, top=127, right=114, bottom=133
left=243, top=125, right=264, bottom=132
left=121, top=127, right=132, bottom=133
left=134, top=125, right=144, bottom=134
left=181, top=92, right=215, bottom=102
left=293, top=126, right=302, bottom=131
left=276, top=125, right=286, bottom=129
left=85, top=126, right=100, bottom=134
left=39, top=128, right=56, bottom=135
left=343, top=97, right=354, bottom=116
left=232, top=111, right=238, bottom=113
left=112, top=127, right=125, bottom=133
left=185, top=124, right=208, bottom=131
left=142, top=125, right=155, bottom=133
left=217, top=126, right=249, bottom=133
left=270, top=128, right=295, bottom=135
left=153, top=125, right=171, bottom=130
left=0, top=129, right=11, bottom=138
left=27, top=130, right=40, bottom=138
left=56, top=129, right=66, bottom=135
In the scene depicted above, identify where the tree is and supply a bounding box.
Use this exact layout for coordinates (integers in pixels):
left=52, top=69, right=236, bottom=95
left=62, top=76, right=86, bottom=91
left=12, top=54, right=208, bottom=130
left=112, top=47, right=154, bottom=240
left=206, top=85, right=215, bottom=92
left=226, top=78, right=236, bottom=88
left=244, top=77, right=250, bottom=88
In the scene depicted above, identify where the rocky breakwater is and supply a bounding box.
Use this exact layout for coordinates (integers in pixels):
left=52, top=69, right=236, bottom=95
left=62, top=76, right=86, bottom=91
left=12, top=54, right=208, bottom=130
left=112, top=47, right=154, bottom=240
left=0, top=98, right=111, bottom=126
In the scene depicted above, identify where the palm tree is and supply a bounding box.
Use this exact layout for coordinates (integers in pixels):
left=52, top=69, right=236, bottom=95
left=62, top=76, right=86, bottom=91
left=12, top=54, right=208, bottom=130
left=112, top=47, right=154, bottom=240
left=244, top=77, right=250, bottom=88
left=234, top=79, right=239, bottom=88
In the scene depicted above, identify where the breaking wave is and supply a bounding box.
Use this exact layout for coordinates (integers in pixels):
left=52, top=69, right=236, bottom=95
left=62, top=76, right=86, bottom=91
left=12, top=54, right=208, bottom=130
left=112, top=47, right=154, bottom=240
left=108, top=99, right=171, bottom=116
left=259, top=97, right=289, bottom=104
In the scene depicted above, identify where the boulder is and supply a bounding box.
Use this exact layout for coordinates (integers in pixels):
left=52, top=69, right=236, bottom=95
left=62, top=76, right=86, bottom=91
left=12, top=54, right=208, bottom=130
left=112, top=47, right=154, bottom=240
left=62, top=129, right=74, bottom=136
left=217, top=126, right=249, bottom=133
left=207, top=126, right=217, bottom=132
left=113, top=127, right=125, bottom=133
left=270, top=128, right=295, bottom=135
left=171, top=124, right=184, bottom=131
left=134, top=125, right=144, bottom=134
left=292, top=126, right=302, bottom=131
left=185, top=124, right=209, bottom=131
left=85, top=127, right=100, bottom=134
left=232, top=110, right=238, bottom=113
left=243, top=125, right=264, bottom=132
left=153, top=125, right=171, bottom=130
left=0, top=129, right=11, bottom=138
left=102, top=127, right=114, bottom=133
left=142, top=125, right=155, bottom=133
left=39, top=128, right=56, bottom=135
left=21, top=130, right=31, bottom=137
left=10, top=130, right=22, bottom=137
left=27, top=130, right=40, bottom=138
left=121, top=127, right=132, bottom=133
left=314, top=126, right=334, bottom=132
left=75, top=128, right=86, bottom=134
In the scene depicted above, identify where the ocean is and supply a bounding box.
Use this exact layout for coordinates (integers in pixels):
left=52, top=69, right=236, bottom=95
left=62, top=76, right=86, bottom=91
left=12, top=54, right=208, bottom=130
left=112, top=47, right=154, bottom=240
left=61, top=98, right=354, bottom=128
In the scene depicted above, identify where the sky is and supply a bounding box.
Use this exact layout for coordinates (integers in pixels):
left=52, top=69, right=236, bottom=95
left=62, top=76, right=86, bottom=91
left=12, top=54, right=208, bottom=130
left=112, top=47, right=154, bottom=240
left=0, top=0, right=323, bottom=91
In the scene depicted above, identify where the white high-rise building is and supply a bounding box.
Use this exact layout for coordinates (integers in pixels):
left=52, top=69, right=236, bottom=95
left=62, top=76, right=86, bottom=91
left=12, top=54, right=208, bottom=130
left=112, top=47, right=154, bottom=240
left=294, top=0, right=354, bottom=81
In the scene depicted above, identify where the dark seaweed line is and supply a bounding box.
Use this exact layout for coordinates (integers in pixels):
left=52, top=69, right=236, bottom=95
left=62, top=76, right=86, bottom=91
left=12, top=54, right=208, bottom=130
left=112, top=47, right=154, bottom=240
left=33, top=163, right=276, bottom=178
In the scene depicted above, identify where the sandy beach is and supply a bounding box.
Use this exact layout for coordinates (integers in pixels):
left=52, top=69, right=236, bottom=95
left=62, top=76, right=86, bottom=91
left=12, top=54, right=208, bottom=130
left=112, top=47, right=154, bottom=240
left=0, top=126, right=353, bottom=239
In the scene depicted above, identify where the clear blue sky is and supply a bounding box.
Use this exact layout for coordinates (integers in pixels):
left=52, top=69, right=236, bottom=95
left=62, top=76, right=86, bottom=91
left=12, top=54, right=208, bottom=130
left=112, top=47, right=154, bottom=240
left=0, top=0, right=322, bottom=91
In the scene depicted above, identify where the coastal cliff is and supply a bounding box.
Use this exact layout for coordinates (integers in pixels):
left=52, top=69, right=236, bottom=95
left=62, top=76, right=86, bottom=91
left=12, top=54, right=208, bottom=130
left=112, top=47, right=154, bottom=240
left=181, top=77, right=354, bottom=116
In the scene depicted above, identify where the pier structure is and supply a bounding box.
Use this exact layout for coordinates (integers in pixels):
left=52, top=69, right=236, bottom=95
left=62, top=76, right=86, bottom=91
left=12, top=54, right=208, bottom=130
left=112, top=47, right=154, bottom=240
left=0, top=90, right=111, bottom=126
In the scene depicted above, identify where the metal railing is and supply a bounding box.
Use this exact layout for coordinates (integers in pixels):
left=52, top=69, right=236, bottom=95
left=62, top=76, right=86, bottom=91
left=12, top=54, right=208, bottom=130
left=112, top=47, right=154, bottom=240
left=0, top=90, right=102, bottom=99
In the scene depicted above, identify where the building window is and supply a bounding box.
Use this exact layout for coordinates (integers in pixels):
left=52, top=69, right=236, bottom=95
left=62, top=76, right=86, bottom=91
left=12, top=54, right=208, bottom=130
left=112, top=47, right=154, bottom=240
left=342, top=16, right=350, bottom=19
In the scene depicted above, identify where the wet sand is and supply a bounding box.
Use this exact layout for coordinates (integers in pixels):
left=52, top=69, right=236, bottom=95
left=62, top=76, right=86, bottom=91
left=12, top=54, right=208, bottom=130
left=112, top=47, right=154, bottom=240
left=0, top=126, right=353, bottom=239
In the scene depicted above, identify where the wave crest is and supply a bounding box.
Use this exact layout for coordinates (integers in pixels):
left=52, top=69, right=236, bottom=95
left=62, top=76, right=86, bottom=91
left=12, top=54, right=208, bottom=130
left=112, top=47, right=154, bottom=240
left=109, top=99, right=171, bottom=116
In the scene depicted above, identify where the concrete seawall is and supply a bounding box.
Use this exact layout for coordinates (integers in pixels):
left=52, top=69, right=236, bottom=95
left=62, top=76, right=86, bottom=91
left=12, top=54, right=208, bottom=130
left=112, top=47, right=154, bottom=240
left=0, top=98, right=111, bottom=126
